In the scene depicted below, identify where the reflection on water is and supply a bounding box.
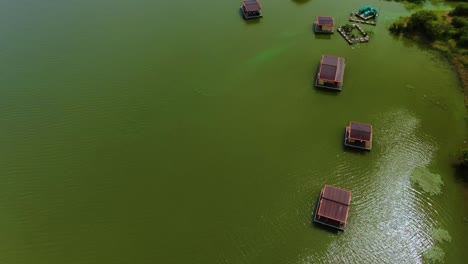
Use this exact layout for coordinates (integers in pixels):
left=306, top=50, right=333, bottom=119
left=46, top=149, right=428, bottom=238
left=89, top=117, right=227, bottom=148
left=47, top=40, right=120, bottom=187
left=297, top=109, right=440, bottom=263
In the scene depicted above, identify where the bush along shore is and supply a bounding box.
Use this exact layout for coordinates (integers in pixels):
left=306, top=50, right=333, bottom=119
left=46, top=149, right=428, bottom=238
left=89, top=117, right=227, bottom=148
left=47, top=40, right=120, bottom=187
left=389, top=3, right=468, bottom=104
left=389, top=3, right=468, bottom=179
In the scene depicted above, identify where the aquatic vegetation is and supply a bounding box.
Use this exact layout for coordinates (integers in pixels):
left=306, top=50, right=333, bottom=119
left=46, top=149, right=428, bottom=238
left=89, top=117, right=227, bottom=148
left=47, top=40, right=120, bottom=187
left=247, top=45, right=288, bottom=64
left=423, top=246, right=445, bottom=263
left=410, top=167, right=444, bottom=195
left=432, top=228, right=452, bottom=243
left=423, top=229, right=451, bottom=263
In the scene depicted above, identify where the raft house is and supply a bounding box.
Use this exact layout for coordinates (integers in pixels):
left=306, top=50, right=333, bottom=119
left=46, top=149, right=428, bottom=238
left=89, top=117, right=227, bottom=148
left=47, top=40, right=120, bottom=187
left=314, top=16, right=335, bottom=34
left=241, top=0, right=263, bottom=19
left=315, top=55, right=345, bottom=91
left=355, top=5, right=378, bottom=20
left=314, top=185, right=352, bottom=231
left=344, top=122, right=373, bottom=150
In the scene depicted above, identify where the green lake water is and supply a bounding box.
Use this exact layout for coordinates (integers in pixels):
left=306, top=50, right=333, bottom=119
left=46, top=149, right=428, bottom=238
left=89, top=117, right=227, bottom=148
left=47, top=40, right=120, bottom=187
left=0, top=0, right=466, bottom=263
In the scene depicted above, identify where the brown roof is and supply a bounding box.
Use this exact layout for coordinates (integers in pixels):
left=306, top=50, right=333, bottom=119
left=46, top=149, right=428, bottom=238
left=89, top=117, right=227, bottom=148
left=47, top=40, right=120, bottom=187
left=318, top=185, right=352, bottom=223
left=243, top=0, right=262, bottom=12
left=349, top=122, right=373, bottom=141
left=317, top=16, right=334, bottom=25
left=318, top=55, right=345, bottom=83
left=322, top=185, right=351, bottom=205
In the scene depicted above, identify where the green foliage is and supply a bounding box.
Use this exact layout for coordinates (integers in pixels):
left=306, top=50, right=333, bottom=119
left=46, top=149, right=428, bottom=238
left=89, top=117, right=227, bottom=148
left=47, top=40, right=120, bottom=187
left=389, top=8, right=468, bottom=47
left=459, top=26, right=468, bottom=47
left=450, top=3, right=468, bottom=17
left=451, top=17, right=468, bottom=29
left=405, top=10, right=441, bottom=40
left=457, top=148, right=468, bottom=167
left=389, top=19, right=407, bottom=33
left=342, top=24, right=353, bottom=32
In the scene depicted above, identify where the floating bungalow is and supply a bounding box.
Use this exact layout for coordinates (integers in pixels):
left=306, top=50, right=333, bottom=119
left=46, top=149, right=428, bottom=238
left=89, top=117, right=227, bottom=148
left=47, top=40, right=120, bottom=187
left=314, top=16, right=335, bottom=34
left=316, top=55, right=345, bottom=91
left=241, top=0, right=263, bottom=19
left=355, top=5, right=378, bottom=20
left=314, top=185, right=352, bottom=231
left=344, top=122, right=373, bottom=150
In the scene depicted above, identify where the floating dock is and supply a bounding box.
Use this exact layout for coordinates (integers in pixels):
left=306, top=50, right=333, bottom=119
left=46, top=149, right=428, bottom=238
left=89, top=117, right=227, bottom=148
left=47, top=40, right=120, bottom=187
left=349, top=16, right=376, bottom=26
left=355, top=6, right=379, bottom=21
left=337, top=24, right=370, bottom=45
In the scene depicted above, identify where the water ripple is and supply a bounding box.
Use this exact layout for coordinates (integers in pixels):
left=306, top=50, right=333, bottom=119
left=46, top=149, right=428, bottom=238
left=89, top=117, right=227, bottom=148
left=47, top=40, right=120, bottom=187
left=296, top=109, right=440, bottom=264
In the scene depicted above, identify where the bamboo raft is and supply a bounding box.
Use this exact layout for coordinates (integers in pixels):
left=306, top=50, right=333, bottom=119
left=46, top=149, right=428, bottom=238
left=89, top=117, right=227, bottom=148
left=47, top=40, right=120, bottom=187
left=349, top=17, right=376, bottom=26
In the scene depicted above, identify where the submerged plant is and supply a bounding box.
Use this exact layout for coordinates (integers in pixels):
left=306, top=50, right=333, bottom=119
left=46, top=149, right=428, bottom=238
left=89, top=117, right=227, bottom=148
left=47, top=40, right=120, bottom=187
left=432, top=228, right=452, bottom=244
left=423, top=246, right=445, bottom=263
left=364, top=29, right=375, bottom=36
left=410, top=167, right=444, bottom=195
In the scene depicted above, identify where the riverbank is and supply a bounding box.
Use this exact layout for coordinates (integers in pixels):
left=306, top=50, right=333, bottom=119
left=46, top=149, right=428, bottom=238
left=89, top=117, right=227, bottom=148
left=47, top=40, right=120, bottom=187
left=389, top=5, right=468, bottom=105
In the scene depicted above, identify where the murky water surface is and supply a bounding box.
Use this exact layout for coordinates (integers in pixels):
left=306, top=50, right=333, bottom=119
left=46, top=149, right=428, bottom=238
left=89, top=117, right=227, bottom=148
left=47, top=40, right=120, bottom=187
left=0, top=0, right=466, bottom=263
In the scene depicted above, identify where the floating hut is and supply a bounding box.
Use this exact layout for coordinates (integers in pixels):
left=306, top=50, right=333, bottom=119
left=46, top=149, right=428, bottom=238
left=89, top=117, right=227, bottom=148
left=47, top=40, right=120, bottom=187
left=316, top=55, right=345, bottom=91
left=314, top=185, right=352, bottom=231
left=344, top=122, right=373, bottom=150
left=314, top=16, right=335, bottom=34
left=356, top=5, right=378, bottom=20
left=241, top=0, right=263, bottom=19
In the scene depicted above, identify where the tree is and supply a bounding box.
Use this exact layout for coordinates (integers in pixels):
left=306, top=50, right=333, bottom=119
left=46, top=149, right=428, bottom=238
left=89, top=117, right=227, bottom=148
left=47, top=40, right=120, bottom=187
left=389, top=20, right=406, bottom=34
left=459, top=26, right=468, bottom=47
left=450, top=3, right=468, bottom=16
left=452, top=17, right=468, bottom=29
left=342, top=24, right=353, bottom=33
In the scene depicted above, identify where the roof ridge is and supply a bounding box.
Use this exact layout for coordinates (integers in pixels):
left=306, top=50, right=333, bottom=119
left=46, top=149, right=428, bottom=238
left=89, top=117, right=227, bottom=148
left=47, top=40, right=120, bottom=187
left=321, top=196, right=351, bottom=206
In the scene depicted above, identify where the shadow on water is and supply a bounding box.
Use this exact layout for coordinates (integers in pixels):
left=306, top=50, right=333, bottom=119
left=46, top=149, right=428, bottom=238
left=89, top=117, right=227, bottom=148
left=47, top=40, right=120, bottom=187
left=390, top=33, right=434, bottom=51
left=309, top=197, right=342, bottom=234
left=313, top=87, right=340, bottom=96
left=291, top=0, right=311, bottom=5
left=454, top=165, right=468, bottom=185
left=314, top=33, right=332, bottom=40
left=311, top=220, right=342, bottom=234
left=342, top=144, right=371, bottom=155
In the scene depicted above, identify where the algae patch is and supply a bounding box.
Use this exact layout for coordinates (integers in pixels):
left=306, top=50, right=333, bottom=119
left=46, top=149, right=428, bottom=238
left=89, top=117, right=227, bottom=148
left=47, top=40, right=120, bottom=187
left=423, top=229, right=452, bottom=263
left=423, top=246, right=445, bottom=264
left=410, top=167, right=444, bottom=196
left=432, top=228, right=452, bottom=244
left=247, top=46, right=287, bottom=64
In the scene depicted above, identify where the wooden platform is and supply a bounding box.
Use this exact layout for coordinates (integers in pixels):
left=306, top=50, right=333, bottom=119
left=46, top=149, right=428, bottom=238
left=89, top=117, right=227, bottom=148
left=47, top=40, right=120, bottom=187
left=337, top=24, right=370, bottom=45
left=349, top=17, right=376, bottom=26
left=314, top=185, right=352, bottom=231
left=356, top=13, right=377, bottom=21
